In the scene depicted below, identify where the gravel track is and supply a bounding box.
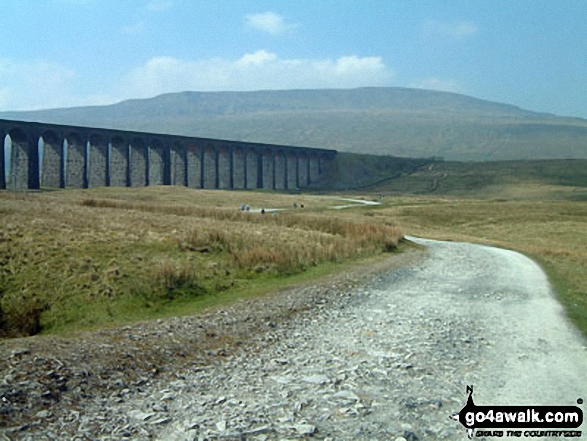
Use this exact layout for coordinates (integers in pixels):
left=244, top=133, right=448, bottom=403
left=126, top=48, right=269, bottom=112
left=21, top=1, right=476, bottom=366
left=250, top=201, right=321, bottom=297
left=160, top=238, right=587, bottom=440
left=2, top=238, right=586, bottom=440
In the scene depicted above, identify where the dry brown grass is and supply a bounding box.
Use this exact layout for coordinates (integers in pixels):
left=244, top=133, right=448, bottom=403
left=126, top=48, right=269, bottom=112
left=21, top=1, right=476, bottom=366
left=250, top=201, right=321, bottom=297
left=0, top=187, right=403, bottom=337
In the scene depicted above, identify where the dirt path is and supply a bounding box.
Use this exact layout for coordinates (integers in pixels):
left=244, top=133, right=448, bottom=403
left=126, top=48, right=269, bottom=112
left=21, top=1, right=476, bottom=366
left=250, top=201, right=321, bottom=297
left=406, top=238, right=587, bottom=408
left=329, top=198, right=382, bottom=210
left=156, top=238, right=587, bottom=440
left=2, top=238, right=586, bottom=440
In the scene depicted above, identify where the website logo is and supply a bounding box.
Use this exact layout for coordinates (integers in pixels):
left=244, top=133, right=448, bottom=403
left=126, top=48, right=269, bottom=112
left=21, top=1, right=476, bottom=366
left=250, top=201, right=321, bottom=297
left=450, top=386, right=583, bottom=439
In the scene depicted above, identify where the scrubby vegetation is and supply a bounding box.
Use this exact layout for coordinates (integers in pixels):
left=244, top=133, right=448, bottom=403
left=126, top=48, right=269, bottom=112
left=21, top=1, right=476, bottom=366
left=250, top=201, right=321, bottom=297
left=0, top=187, right=402, bottom=337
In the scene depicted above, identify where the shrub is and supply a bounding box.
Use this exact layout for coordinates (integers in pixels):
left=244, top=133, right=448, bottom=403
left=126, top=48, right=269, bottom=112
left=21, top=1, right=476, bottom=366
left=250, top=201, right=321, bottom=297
left=152, top=260, right=205, bottom=301
left=1, top=295, right=50, bottom=337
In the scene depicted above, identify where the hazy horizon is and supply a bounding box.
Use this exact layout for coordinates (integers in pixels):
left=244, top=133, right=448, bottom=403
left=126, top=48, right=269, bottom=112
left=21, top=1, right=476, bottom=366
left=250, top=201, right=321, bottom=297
left=1, top=1, right=586, bottom=119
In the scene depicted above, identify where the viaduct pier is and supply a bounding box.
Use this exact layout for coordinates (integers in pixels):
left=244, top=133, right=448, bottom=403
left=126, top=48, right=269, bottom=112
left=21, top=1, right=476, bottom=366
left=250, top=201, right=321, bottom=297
left=0, top=119, right=336, bottom=191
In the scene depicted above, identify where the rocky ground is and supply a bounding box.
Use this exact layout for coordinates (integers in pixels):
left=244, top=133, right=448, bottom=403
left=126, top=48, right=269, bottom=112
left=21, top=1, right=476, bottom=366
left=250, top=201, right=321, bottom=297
left=2, top=239, right=586, bottom=441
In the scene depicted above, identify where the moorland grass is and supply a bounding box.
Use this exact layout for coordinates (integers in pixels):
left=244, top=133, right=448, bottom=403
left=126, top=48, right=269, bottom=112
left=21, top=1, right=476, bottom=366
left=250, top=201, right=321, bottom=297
left=3, top=177, right=585, bottom=341
left=0, top=187, right=403, bottom=337
left=366, top=159, right=587, bottom=200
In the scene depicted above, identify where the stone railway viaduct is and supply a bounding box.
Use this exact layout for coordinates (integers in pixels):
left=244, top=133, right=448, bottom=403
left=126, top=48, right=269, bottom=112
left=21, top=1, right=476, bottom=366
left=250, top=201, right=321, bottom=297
left=0, top=119, right=336, bottom=191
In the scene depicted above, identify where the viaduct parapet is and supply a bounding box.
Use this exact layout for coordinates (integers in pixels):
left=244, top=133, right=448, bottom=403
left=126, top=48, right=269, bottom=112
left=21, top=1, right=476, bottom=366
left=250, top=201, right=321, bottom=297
left=0, top=119, right=336, bottom=191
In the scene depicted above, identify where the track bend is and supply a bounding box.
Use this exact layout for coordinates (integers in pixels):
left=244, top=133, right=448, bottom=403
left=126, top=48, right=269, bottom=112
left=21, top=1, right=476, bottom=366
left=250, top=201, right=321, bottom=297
left=81, top=238, right=587, bottom=440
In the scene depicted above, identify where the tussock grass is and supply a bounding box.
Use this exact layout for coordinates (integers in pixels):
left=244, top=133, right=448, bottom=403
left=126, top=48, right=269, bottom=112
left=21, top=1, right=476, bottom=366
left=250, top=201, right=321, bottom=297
left=0, top=187, right=402, bottom=338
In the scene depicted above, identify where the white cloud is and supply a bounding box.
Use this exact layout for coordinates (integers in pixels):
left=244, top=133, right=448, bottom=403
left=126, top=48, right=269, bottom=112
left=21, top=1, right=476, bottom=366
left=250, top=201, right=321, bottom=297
left=122, top=21, right=147, bottom=35
left=237, top=50, right=278, bottom=67
left=245, top=12, right=298, bottom=36
left=118, top=51, right=394, bottom=99
left=0, top=51, right=394, bottom=111
left=0, top=58, right=81, bottom=110
left=0, top=87, right=11, bottom=109
left=423, top=20, right=478, bottom=38
left=145, top=0, right=174, bottom=12
left=410, top=77, right=465, bottom=94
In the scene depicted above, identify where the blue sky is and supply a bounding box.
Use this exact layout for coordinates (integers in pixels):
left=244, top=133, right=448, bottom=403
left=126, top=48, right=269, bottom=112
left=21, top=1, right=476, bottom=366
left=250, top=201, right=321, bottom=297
left=1, top=0, right=586, bottom=118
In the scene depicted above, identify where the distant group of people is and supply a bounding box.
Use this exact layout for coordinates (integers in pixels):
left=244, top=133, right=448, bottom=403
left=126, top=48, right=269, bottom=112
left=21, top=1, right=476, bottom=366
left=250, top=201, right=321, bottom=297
left=239, top=201, right=305, bottom=214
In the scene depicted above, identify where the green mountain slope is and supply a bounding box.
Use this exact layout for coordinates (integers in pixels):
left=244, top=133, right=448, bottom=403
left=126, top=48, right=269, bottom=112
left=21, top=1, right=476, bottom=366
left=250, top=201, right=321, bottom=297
left=2, top=88, right=586, bottom=161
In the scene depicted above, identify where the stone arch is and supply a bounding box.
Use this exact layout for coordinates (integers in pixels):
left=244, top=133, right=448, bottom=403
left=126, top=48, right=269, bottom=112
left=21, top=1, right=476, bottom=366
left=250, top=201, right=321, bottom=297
left=41, top=130, right=65, bottom=188
left=297, top=151, right=309, bottom=187
left=8, top=127, right=38, bottom=190
left=110, top=136, right=130, bottom=187
left=148, top=138, right=167, bottom=186
left=232, top=145, right=246, bottom=189
left=309, top=152, right=320, bottom=183
left=1, top=129, right=7, bottom=189
left=286, top=150, right=298, bottom=190
left=245, top=146, right=259, bottom=189
left=186, top=141, right=202, bottom=188
left=274, top=149, right=287, bottom=190
left=8, top=127, right=28, bottom=144
left=218, top=144, right=231, bottom=189
left=130, top=137, right=148, bottom=186
left=170, top=141, right=187, bottom=186
left=65, top=132, right=87, bottom=188
left=261, top=148, right=273, bottom=189
left=88, top=133, right=108, bottom=187
left=203, top=143, right=217, bottom=189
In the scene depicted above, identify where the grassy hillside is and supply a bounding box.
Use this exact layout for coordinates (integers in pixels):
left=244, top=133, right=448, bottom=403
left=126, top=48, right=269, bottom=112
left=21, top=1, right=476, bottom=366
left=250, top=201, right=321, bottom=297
left=363, top=158, right=587, bottom=200
left=3, top=87, right=587, bottom=161
left=312, top=155, right=587, bottom=198
left=312, top=153, right=434, bottom=190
